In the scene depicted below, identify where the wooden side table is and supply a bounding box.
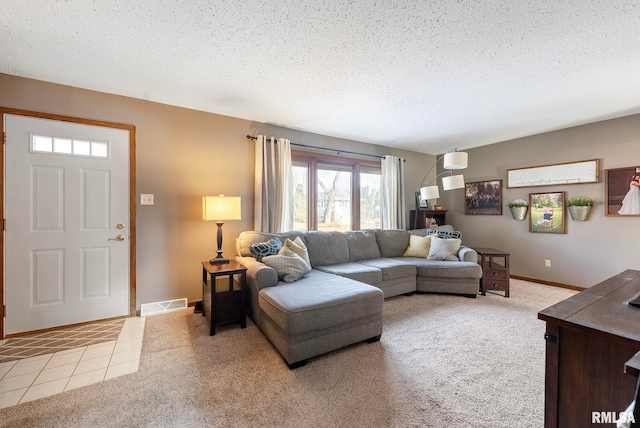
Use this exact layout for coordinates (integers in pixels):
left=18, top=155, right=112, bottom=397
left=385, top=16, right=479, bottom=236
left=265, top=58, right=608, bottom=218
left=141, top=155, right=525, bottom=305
left=201, top=260, right=247, bottom=335
left=475, top=248, right=510, bottom=297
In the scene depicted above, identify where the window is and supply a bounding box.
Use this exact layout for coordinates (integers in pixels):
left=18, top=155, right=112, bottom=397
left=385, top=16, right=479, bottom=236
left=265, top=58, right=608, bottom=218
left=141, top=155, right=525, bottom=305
left=360, top=168, right=382, bottom=229
left=317, top=163, right=352, bottom=231
left=31, top=134, right=110, bottom=158
left=292, top=162, right=309, bottom=230
left=292, top=151, right=382, bottom=231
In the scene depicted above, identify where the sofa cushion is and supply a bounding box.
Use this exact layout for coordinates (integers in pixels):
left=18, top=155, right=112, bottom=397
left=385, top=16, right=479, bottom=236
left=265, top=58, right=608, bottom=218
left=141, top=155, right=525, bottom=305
left=258, top=271, right=383, bottom=335
left=315, top=262, right=382, bottom=286
left=249, top=237, right=284, bottom=262
left=375, top=229, right=410, bottom=258
left=345, top=230, right=381, bottom=262
left=262, top=249, right=311, bottom=283
left=403, top=235, right=431, bottom=257
left=405, top=258, right=482, bottom=279
left=281, top=237, right=311, bottom=269
left=305, top=231, right=350, bottom=267
left=427, top=236, right=461, bottom=261
left=357, top=258, right=416, bottom=281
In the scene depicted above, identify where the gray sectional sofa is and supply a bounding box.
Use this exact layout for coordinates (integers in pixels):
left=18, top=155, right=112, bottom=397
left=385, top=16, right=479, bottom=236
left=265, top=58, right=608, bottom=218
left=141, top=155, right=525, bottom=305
left=235, top=226, right=482, bottom=369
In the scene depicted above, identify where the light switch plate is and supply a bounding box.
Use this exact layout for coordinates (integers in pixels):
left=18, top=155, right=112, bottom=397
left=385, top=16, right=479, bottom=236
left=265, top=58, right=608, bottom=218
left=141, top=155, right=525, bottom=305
left=140, top=194, right=154, bottom=205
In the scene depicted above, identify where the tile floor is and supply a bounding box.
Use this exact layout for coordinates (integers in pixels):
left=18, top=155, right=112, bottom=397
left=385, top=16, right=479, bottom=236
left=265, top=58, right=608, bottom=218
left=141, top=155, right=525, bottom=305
left=0, top=319, right=125, bottom=363
left=0, top=317, right=145, bottom=409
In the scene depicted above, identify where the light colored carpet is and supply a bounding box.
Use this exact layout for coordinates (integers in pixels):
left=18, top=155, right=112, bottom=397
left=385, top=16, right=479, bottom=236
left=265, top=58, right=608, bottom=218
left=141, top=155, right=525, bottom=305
left=0, top=279, right=576, bottom=428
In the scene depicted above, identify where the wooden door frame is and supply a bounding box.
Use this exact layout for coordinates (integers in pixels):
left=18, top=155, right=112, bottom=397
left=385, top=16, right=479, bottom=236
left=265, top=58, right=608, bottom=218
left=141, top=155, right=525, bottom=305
left=0, top=107, right=137, bottom=339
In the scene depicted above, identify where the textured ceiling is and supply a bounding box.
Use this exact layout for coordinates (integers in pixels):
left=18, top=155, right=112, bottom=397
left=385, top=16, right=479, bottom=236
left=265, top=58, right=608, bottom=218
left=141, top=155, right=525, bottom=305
left=2, top=1, right=640, bottom=154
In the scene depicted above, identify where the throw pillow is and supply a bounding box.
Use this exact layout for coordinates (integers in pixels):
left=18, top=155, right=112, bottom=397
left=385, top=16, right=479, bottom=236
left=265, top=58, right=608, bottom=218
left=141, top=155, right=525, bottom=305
left=425, top=229, right=462, bottom=239
left=438, top=230, right=462, bottom=239
left=281, top=237, right=311, bottom=269
left=427, top=236, right=461, bottom=261
left=403, top=235, right=431, bottom=257
left=249, top=237, right=283, bottom=262
left=262, top=248, right=311, bottom=283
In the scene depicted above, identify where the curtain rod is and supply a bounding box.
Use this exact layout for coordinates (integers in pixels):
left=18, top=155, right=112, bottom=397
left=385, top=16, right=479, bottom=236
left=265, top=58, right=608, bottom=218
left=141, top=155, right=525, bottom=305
left=246, top=135, right=405, bottom=161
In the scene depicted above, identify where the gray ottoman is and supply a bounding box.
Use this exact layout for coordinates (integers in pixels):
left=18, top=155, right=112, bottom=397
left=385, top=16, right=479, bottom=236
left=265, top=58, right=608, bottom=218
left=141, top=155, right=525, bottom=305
left=258, top=271, right=384, bottom=369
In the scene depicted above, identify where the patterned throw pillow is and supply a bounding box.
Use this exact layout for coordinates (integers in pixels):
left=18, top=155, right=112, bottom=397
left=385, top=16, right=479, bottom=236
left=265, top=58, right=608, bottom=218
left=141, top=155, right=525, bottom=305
left=262, top=248, right=311, bottom=283
left=281, top=237, right=311, bottom=269
left=249, top=237, right=283, bottom=262
left=426, top=229, right=462, bottom=239
left=427, top=236, right=461, bottom=261
left=439, top=230, right=462, bottom=239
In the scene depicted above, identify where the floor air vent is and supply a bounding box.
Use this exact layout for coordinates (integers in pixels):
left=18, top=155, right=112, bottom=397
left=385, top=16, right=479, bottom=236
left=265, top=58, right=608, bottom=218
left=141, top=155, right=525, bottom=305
left=140, top=298, right=188, bottom=317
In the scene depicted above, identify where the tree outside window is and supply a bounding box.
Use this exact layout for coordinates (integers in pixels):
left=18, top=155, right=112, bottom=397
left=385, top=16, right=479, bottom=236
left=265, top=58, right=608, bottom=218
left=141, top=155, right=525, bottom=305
left=292, top=153, right=381, bottom=231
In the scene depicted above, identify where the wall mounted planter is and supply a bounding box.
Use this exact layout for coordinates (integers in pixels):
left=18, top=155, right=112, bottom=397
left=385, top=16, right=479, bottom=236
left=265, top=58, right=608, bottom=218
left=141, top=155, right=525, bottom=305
left=568, top=205, right=592, bottom=221
left=508, top=199, right=528, bottom=220
left=567, top=197, right=593, bottom=221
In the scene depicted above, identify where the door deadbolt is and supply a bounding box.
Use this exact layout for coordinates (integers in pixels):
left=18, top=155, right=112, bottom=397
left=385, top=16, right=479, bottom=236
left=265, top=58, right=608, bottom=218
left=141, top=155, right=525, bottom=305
left=116, top=223, right=124, bottom=229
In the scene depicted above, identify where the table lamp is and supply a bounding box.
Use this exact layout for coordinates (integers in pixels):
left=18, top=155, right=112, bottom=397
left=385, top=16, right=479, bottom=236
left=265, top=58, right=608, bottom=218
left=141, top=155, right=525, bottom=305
left=202, top=195, right=241, bottom=264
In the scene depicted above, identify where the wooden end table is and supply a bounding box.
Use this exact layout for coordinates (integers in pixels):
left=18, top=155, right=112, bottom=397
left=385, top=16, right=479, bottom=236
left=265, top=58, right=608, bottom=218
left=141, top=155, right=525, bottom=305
left=201, top=260, right=247, bottom=335
left=475, top=248, right=510, bottom=297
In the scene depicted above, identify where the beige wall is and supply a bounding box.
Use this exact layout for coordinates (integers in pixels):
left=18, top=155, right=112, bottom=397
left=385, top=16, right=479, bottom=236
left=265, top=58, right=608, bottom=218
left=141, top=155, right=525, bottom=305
left=439, top=114, right=640, bottom=287
left=6, top=73, right=634, bottom=299
left=0, top=73, right=433, bottom=308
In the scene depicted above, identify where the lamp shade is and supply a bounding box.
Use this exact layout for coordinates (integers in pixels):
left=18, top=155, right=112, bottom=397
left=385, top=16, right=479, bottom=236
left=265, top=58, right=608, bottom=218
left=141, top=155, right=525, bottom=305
left=420, top=185, right=440, bottom=200
left=442, top=174, right=465, bottom=191
left=443, top=151, right=468, bottom=170
left=202, top=195, right=242, bottom=221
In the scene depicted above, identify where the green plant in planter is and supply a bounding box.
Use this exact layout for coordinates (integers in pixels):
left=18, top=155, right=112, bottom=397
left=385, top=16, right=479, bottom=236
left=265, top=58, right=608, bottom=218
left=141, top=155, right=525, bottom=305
left=566, top=196, right=593, bottom=207
left=508, top=199, right=528, bottom=220
left=567, top=196, right=593, bottom=221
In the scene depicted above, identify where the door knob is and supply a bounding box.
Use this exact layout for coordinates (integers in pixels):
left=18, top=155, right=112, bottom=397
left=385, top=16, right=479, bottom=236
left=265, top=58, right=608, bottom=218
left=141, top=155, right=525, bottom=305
left=108, top=235, right=125, bottom=242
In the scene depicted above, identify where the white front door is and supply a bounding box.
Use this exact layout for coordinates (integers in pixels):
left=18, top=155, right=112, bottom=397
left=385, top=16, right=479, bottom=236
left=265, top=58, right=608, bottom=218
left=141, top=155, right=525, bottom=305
left=4, top=114, right=130, bottom=335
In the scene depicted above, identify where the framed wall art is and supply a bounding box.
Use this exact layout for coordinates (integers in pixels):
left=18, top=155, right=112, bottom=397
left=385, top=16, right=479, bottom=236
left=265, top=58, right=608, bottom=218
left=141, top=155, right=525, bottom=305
left=529, top=192, right=566, bottom=234
left=465, top=180, right=502, bottom=215
left=415, top=191, right=428, bottom=209
left=605, top=166, right=640, bottom=216
left=507, top=159, right=599, bottom=188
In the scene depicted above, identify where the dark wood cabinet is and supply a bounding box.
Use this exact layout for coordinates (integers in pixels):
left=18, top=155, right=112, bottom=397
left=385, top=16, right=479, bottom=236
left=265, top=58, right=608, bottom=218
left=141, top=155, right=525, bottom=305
left=202, top=260, right=247, bottom=336
left=409, top=210, right=447, bottom=229
left=475, top=248, right=510, bottom=297
left=538, top=270, right=640, bottom=427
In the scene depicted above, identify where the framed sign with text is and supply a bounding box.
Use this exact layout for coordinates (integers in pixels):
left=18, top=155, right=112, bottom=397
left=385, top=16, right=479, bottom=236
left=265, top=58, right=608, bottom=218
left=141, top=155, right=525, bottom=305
left=507, top=159, right=599, bottom=188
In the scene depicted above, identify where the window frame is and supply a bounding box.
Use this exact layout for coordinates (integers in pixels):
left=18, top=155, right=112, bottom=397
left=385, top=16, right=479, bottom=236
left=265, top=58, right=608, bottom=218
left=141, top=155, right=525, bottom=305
left=292, top=150, right=381, bottom=231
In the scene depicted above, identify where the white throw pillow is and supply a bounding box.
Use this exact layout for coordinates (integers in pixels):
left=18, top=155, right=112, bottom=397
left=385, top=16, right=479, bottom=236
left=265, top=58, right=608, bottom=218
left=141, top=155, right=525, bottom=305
left=280, top=237, right=311, bottom=269
left=427, top=236, right=461, bottom=261
left=262, top=248, right=311, bottom=283
left=403, top=235, right=431, bottom=257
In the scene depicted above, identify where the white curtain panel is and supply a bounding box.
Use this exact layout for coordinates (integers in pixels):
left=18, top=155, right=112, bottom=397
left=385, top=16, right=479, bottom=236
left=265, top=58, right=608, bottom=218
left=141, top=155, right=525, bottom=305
left=381, top=155, right=406, bottom=229
left=254, top=135, right=294, bottom=232
left=278, top=138, right=294, bottom=232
